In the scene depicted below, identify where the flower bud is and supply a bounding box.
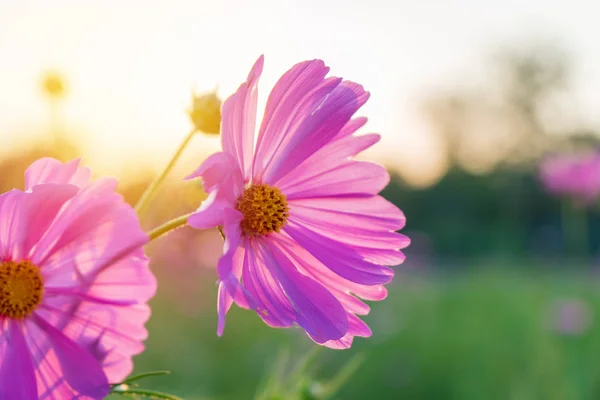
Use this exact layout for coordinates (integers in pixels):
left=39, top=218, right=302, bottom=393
left=189, top=90, right=221, bottom=134
left=41, top=71, right=66, bottom=99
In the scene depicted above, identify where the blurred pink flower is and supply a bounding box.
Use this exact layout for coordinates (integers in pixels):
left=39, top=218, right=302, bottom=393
left=0, top=158, right=156, bottom=399
left=548, top=298, right=593, bottom=336
left=539, top=151, right=600, bottom=204
left=187, top=56, right=409, bottom=348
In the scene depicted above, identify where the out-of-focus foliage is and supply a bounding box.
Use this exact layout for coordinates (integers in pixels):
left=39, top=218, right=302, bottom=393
left=383, top=167, right=600, bottom=263
left=422, top=43, right=590, bottom=174
left=399, top=42, right=600, bottom=264
left=104, top=268, right=600, bottom=400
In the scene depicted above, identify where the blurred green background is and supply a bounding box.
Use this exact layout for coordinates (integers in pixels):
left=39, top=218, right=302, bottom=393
left=4, top=1, right=600, bottom=399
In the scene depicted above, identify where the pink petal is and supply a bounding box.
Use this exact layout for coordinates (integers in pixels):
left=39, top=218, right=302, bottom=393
left=334, top=116, right=368, bottom=140
left=186, top=152, right=244, bottom=230
left=217, top=239, right=253, bottom=336
left=242, top=240, right=295, bottom=328
left=32, top=178, right=147, bottom=278
left=221, top=55, right=263, bottom=180
left=252, top=59, right=333, bottom=182
left=185, top=151, right=243, bottom=201
left=35, top=216, right=153, bottom=385
left=284, top=161, right=389, bottom=200
left=32, top=315, right=109, bottom=399
left=284, top=221, right=394, bottom=285
left=274, top=233, right=387, bottom=314
left=21, top=184, right=79, bottom=258
left=215, top=209, right=256, bottom=330
left=188, top=191, right=234, bottom=230
left=277, top=133, right=380, bottom=191
left=36, top=297, right=151, bottom=384
left=261, top=239, right=349, bottom=343
left=289, top=208, right=409, bottom=265
left=25, top=158, right=91, bottom=190
left=323, top=314, right=372, bottom=350
left=217, top=283, right=234, bottom=336
left=289, top=195, right=405, bottom=231
left=0, top=322, right=37, bottom=400
left=0, top=189, right=27, bottom=260
left=261, top=81, right=370, bottom=185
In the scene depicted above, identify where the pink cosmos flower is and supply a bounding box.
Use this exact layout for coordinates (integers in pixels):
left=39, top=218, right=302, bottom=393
left=539, top=151, right=600, bottom=205
left=0, top=158, right=156, bottom=399
left=187, top=56, right=409, bottom=348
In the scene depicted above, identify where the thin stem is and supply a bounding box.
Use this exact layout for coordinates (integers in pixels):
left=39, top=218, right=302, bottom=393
left=109, top=387, right=184, bottom=400
left=322, top=353, right=366, bottom=400
left=561, top=200, right=588, bottom=260
left=135, top=128, right=197, bottom=216
left=118, top=370, right=171, bottom=385
left=147, top=214, right=191, bottom=242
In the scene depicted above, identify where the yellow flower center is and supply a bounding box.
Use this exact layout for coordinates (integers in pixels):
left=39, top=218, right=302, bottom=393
left=0, top=261, right=44, bottom=319
left=237, top=184, right=289, bottom=237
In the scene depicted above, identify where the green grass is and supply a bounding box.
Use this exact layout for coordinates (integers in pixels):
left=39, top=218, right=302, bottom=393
left=110, top=267, right=600, bottom=399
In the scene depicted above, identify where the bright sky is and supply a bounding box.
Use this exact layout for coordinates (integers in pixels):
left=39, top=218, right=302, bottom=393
left=0, top=0, right=599, bottom=186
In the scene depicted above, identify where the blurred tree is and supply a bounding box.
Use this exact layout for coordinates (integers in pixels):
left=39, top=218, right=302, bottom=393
left=387, top=41, right=600, bottom=264
left=422, top=41, right=592, bottom=175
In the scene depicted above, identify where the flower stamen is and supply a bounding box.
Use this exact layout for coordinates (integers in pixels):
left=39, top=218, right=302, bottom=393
left=237, top=184, right=289, bottom=237
left=0, top=261, right=44, bottom=319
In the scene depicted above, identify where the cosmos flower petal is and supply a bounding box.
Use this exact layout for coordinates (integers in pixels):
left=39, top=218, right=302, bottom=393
left=217, top=241, right=252, bottom=335
left=0, top=322, right=38, bottom=400
left=25, top=158, right=91, bottom=190
left=334, top=116, right=368, bottom=140
left=32, top=315, right=109, bottom=399
left=289, top=195, right=405, bottom=231
left=35, top=300, right=150, bottom=383
left=277, top=134, right=381, bottom=191
left=289, top=208, right=408, bottom=265
left=285, top=161, right=389, bottom=200
left=261, top=81, right=370, bottom=185
left=242, top=240, right=295, bottom=328
left=185, top=151, right=244, bottom=200
left=32, top=178, right=148, bottom=278
left=217, top=283, right=234, bottom=336
left=323, top=314, right=372, bottom=350
left=21, top=184, right=79, bottom=258
left=0, top=189, right=28, bottom=260
left=261, top=239, right=349, bottom=342
left=252, top=59, right=333, bottom=182
left=284, top=221, right=394, bottom=285
left=30, top=177, right=118, bottom=265
left=221, top=55, right=264, bottom=179
left=188, top=190, right=233, bottom=230
left=217, top=210, right=256, bottom=311
left=186, top=152, right=244, bottom=229
left=275, top=233, right=389, bottom=303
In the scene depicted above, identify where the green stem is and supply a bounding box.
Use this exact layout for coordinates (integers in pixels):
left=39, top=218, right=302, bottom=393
left=322, top=353, right=366, bottom=400
left=117, top=370, right=171, bottom=385
left=561, top=200, right=588, bottom=260
left=135, top=128, right=197, bottom=216
left=109, top=387, right=184, bottom=400
left=147, top=214, right=191, bottom=242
